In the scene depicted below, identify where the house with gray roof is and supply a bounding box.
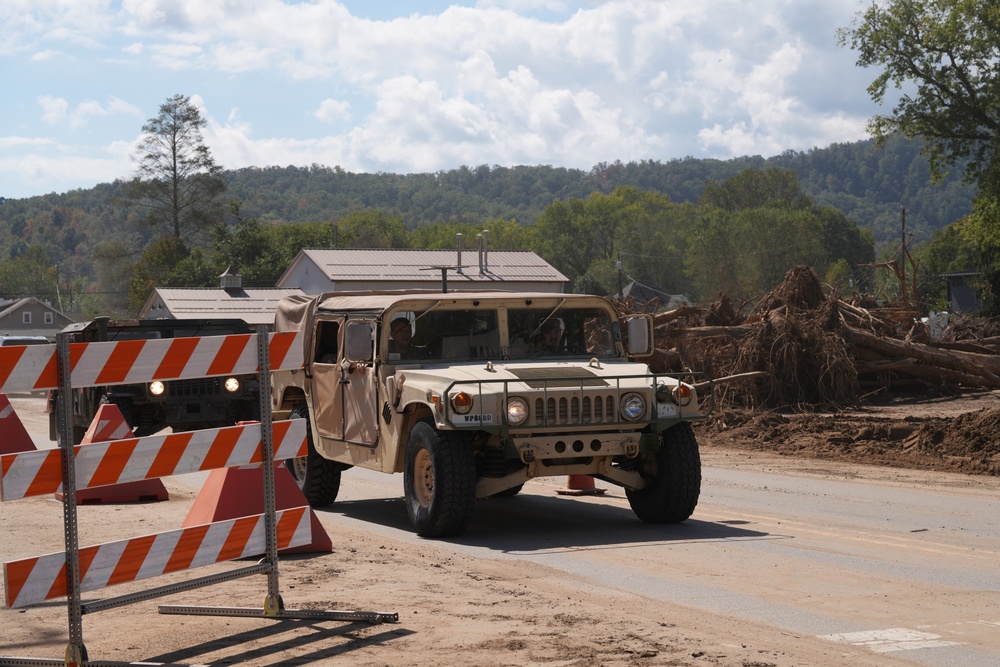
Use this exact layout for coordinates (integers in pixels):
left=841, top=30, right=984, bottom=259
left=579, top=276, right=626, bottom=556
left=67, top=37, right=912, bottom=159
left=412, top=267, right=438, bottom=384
left=0, top=297, right=74, bottom=339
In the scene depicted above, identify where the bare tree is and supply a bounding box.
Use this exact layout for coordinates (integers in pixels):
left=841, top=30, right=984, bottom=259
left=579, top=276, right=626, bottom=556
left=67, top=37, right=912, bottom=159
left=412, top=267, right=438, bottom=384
left=127, top=94, right=226, bottom=239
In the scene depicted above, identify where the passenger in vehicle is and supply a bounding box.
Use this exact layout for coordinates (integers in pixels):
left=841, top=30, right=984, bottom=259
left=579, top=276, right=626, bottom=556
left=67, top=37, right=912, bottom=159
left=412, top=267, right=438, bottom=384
left=530, top=318, right=564, bottom=355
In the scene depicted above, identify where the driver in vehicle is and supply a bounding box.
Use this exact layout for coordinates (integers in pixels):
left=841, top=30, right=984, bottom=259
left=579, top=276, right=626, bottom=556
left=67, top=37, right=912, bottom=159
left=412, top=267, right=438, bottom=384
left=390, top=316, right=419, bottom=358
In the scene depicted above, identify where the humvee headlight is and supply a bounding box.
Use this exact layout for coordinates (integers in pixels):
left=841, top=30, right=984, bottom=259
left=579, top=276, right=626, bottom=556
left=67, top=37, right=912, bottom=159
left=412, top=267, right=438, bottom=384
left=224, top=377, right=241, bottom=393
left=620, top=393, right=646, bottom=421
left=672, top=384, right=693, bottom=406
left=506, top=397, right=528, bottom=425
left=149, top=381, right=165, bottom=396
left=450, top=391, right=473, bottom=414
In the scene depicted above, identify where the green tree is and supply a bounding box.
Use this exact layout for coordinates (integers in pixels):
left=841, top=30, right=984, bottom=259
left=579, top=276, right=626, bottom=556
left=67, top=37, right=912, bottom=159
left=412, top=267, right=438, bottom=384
left=0, top=246, right=58, bottom=301
left=212, top=204, right=335, bottom=285
left=913, top=220, right=981, bottom=310
left=685, top=208, right=827, bottom=301
left=126, top=94, right=226, bottom=240
left=333, top=210, right=409, bottom=248
left=533, top=187, right=654, bottom=282
left=839, top=1, right=1000, bottom=311
left=126, top=236, right=196, bottom=313
left=700, top=167, right=812, bottom=211
left=408, top=219, right=531, bottom=252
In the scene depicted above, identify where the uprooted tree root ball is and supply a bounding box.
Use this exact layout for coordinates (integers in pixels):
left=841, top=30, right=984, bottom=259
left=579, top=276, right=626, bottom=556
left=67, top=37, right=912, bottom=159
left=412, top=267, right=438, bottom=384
left=618, top=263, right=1000, bottom=411
left=612, top=263, right=1000, bottom=476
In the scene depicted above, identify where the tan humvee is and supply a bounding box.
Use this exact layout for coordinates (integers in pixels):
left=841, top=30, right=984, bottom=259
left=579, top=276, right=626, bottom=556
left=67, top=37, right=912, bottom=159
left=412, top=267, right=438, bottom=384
left=272, top=290, right=705, bottom=537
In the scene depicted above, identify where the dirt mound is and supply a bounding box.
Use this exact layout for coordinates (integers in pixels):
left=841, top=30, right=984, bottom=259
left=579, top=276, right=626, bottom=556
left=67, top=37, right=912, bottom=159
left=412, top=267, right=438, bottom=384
left=698, top=405, right=1000, bottom=476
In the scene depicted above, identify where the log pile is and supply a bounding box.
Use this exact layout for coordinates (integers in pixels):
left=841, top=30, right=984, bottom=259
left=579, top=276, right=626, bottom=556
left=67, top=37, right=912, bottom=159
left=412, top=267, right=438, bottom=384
left=616, top=264, right=1000, bottom=410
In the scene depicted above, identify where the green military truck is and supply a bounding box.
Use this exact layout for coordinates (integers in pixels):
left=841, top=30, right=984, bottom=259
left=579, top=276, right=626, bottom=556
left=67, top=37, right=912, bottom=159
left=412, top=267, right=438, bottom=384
left=49, top=317, right=261, bottom=443
left=271, top=290, right=707, bottom=538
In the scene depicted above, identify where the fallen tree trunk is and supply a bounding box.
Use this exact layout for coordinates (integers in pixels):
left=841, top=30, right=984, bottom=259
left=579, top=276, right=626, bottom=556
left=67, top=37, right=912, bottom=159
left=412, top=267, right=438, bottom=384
left=655, top=325, right=755, bottom=339
left=854, top=360, right=995, bottom=389
left=844, top=324, right=1000, bottom=387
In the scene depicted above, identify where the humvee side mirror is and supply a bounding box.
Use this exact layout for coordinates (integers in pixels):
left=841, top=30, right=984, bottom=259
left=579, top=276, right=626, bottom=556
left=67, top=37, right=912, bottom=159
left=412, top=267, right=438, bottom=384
left=625, top=315, right=654, bottom=357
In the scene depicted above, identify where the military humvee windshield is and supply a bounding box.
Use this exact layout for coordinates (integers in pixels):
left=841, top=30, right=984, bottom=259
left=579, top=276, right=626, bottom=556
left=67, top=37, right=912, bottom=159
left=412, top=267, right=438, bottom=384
left=385, top=305, right=619, bottom=362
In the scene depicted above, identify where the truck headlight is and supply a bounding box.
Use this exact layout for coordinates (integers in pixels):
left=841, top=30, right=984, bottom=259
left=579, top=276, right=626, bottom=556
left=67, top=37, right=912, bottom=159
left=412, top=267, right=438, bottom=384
left=149, top=381, right=165, bottom=396
left=224, top=377, right=240, bottom=393
left=620, top=393, right=646, bottom=421
left=506, top=397, right=528, bottom=425
left=450, top=391, right=473, bottom=414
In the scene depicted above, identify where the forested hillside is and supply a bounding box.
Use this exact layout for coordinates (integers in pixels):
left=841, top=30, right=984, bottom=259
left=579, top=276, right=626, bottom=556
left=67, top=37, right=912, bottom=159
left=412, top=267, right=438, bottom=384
left=217, top=135, right=972, bottom=245
left=0, top=135, right=974, bottom=317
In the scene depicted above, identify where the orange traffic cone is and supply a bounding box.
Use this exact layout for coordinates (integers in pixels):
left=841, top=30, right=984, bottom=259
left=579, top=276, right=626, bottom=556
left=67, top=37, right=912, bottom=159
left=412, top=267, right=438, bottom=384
left=183, top=462, right=332, bottom=554
left=55, top=404, right=169, bottom=504
left=0, top=393, right=36, bottom=455
left=556, top=475, right=606, bottom=496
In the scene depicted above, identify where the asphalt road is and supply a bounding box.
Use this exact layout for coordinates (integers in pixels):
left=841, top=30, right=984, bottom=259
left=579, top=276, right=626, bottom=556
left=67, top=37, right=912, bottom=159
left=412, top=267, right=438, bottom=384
left=320, top=461, right=1000, bottom=667
left=9, top=396, right=1000, bottom=666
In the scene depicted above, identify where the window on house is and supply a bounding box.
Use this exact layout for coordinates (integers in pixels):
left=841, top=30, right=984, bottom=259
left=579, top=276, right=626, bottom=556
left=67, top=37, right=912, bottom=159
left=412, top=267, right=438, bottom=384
left=44, top=312, right=54, bottom=324
left=22, top=312, right=32, bottom=324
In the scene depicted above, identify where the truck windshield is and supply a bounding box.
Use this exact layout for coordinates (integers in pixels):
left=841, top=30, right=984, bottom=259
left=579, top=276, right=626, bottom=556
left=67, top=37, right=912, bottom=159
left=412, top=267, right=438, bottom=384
left=390, top=309, right=500, bottom=361
left=388, top=306, right=619, bottom=361
left=507, top=307, right=617, bottom=358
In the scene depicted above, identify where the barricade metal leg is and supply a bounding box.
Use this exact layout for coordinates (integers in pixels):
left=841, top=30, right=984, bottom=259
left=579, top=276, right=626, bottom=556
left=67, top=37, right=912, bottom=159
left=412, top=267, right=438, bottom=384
left=256, top=325, right=284, bottom=617
left=56, top=332, right=88, bottom=665
left=159, top=605, right=399, bottom=624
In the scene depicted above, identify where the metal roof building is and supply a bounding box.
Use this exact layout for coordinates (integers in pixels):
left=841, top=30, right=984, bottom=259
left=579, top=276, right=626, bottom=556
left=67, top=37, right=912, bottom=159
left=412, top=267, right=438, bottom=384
left=139, top=271, right=305, bottom=325
left=276, top=248, right=568, bottom=294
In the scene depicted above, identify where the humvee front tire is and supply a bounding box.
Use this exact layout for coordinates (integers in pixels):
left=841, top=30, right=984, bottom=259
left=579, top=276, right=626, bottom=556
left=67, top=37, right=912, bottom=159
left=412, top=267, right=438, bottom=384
left=625, top=421, right=701, bottom=523
left=404, top=419, right=477, bottom=537
left=289, top=405, right=342, bottom=506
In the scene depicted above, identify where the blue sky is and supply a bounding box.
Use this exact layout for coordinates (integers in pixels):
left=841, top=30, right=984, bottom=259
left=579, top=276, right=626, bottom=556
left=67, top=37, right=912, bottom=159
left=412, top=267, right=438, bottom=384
left=1, top=0, right=885, bottom=200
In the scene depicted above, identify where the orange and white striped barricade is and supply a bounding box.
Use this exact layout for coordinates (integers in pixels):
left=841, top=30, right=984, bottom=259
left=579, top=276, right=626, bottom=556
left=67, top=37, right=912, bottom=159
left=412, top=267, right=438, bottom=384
left=0, top=326, right=394, bottom=666
left=4, top=507, right=313, bottom=609
left=0, top=419, right=309, bottom=502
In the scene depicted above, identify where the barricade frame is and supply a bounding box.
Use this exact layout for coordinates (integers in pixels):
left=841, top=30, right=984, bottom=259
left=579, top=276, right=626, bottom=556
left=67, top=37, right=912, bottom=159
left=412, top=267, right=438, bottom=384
left=0, top=326, right=396, bottom=667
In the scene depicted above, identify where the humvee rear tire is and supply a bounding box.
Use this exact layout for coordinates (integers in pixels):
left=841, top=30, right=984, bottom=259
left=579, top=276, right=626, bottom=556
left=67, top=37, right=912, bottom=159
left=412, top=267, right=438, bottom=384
left=625, top=421, right=701, bottom=523
left=404, top=419, right=476, bottom=537
left=289, top=405, right=342, bottom=506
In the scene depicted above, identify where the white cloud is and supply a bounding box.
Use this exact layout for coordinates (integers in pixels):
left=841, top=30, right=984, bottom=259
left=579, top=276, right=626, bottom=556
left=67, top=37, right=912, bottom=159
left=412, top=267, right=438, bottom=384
left=2, top=0, right=883, bottom=198
left=37, top=95, right=143, bottom=129
left=0, top=136, right=58, bottom=149
left=314, top=99, right=351, bottom=123
left=38, top=95, right=70, bottom=124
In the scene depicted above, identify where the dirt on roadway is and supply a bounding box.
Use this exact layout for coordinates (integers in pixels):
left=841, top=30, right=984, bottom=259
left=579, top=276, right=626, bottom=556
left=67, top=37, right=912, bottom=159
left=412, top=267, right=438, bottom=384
left=2, top=392, right=996, bottom=666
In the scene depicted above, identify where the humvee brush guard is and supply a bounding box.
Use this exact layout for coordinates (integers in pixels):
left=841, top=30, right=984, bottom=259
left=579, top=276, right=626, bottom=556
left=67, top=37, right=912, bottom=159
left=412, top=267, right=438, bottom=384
left=272, top=291, right=705, bottom=537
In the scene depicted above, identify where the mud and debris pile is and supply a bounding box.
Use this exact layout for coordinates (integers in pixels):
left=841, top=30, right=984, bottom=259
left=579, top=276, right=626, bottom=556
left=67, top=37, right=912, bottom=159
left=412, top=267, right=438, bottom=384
left=619, top=264, right=1000, bottom=411
left=613, top=264, right=1000, bottom=477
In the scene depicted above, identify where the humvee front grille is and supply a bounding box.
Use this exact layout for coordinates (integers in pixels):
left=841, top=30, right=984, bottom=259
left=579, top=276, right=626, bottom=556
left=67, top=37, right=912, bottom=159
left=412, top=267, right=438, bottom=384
left=532, top=394, right=617, bottom=426
left=168, top=378, right=221, bottom=397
